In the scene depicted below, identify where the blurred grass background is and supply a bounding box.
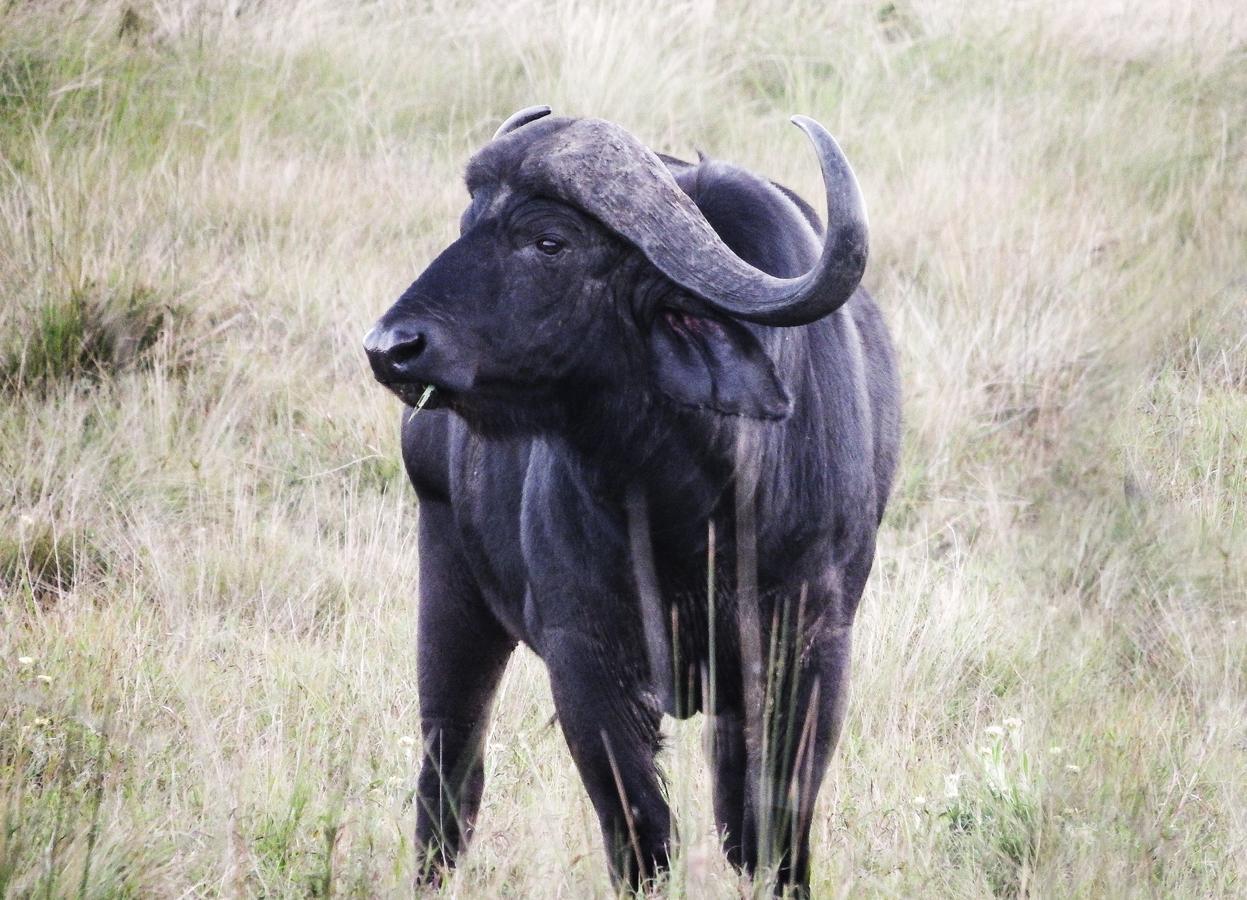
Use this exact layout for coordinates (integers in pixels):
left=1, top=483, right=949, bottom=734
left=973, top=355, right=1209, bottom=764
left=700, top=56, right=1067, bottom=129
left=1, top=0, right=1244, bottom=895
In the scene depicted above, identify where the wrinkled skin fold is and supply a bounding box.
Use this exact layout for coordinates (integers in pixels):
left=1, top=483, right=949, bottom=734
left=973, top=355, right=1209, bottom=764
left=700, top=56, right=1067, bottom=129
left=362, top=109, right=901, bottom=894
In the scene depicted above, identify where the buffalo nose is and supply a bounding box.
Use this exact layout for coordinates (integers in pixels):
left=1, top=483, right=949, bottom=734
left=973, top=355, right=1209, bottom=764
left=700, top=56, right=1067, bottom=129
left=363, top=323, right=426, bottom=382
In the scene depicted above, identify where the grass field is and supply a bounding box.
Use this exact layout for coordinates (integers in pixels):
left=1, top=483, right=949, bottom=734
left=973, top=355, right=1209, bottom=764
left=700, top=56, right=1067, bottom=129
left=2, top=0, right=1245, bottom=896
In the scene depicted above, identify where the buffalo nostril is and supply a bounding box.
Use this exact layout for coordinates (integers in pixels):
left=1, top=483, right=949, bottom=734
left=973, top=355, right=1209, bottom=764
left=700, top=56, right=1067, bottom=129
left=365, top=326, right=427, bottom=383
left=384, top=333, right=426, bottom=365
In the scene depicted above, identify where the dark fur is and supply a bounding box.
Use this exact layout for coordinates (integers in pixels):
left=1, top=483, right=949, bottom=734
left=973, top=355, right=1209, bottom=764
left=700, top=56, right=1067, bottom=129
left=368, top=131, right=901, bottom=892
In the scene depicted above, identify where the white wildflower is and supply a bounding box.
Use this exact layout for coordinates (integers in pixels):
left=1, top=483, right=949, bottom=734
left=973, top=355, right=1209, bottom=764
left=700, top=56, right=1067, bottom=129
left=984, top=725, right=1005, bottom=737
left=944, top=773, right=963, bottom=800
left=17, top=656, right=35, bottom=666
left=912, top=795, right=927, bottom=807
left=1065, top=763, right=1081, bottom=774
left=1049, top=746, right=1064, bottom=756
left=1003, top=717, right=1022, bottom=729
left=398, top=734, right=416, bottom=747
left=36, top=674, right=52, bottom=684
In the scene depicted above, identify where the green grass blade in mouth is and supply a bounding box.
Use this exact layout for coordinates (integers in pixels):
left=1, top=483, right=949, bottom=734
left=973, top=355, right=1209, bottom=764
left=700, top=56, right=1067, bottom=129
left=405, top=385, right=436, bottom=425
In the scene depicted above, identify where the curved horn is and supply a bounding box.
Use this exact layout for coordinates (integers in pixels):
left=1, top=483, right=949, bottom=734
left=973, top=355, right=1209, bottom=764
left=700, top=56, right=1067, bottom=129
left=493, top=105, right=552, bottom=140
left=528, top=115, right=867, bottom=326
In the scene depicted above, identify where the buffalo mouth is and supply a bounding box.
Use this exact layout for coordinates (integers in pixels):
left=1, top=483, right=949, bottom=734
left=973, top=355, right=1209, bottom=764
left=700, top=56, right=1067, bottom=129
left=381, top=380, right=447, bottom=411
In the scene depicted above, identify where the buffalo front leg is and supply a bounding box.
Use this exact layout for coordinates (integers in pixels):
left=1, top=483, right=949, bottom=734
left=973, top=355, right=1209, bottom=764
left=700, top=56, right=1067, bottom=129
left=543, top=627, right=671, bottom=891
left=413, top=499, right=516, bottom=884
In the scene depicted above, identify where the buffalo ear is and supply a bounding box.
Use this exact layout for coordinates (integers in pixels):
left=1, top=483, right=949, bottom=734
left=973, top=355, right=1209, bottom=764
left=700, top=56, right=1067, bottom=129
left=646, top=310, right=791, bottom=419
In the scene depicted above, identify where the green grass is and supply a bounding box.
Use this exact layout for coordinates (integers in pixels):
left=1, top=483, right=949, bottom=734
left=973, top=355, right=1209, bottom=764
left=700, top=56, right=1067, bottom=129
left=1, top=0, right=1245, bottom=896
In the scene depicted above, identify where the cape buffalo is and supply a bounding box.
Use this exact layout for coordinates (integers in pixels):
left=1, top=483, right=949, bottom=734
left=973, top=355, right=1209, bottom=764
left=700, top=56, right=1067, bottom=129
left=363, top=106, right=900, bottom=894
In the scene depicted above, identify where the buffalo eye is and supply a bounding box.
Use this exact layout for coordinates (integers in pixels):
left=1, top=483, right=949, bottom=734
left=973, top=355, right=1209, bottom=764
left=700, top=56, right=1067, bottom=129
left=534, top=236, right=564, bottom=256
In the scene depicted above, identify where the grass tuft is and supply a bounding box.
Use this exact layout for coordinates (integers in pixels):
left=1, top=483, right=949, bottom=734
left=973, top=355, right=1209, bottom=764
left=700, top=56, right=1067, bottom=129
left=0, top=520, right=105, bottom=608
left=1, top=283, right=179, bottom=395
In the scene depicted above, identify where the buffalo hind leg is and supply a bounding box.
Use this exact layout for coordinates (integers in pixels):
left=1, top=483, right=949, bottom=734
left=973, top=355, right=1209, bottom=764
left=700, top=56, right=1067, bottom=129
left=707, top=709, right=757, bottom=872
left=543, top=627, right=670, bottom=891
left=413, top=499, right=516, bottom=884
left=713, top=619, right=852, bottom=895
left=762, top=622, right=852, bottom=895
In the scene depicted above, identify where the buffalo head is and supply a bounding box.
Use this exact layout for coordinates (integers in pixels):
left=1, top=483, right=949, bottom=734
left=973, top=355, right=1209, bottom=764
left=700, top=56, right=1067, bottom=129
left=364, top=106, right=868, bottom=433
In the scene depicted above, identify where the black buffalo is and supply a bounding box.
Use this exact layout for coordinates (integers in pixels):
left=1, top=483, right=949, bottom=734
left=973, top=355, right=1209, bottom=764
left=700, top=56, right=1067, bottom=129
left=364, top=106, right=900, bottom=894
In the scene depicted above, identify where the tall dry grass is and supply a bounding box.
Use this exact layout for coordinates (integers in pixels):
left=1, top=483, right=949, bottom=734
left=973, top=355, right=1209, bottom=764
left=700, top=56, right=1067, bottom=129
left=1, top=0, right=1244, bottom=895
